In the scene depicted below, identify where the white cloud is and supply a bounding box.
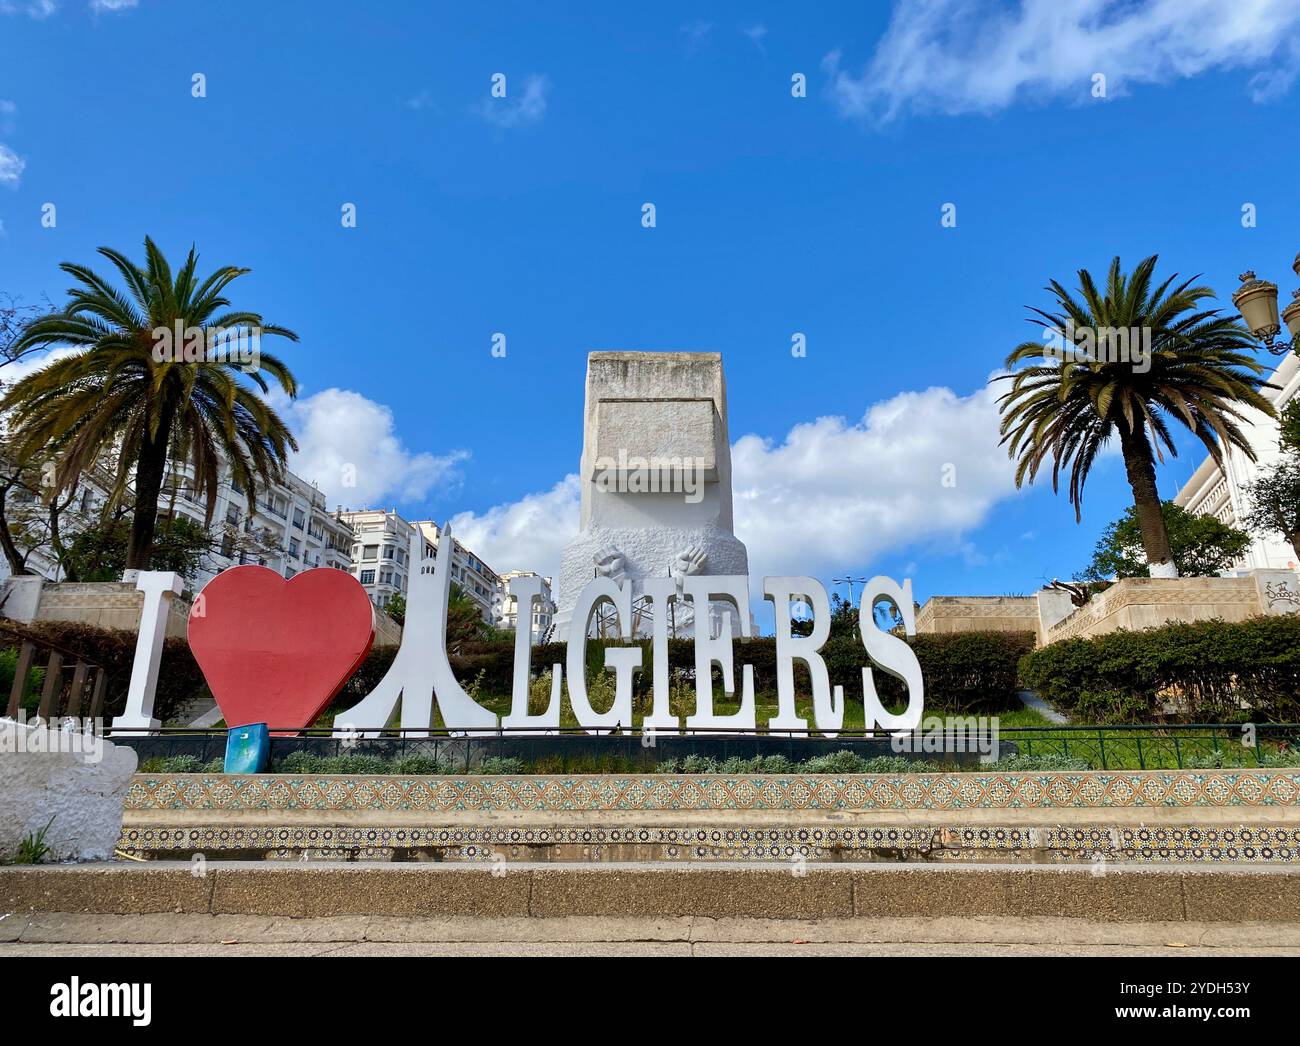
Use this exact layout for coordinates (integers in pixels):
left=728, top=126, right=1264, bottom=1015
left=450, top=475, right=581, bottom=577
left=277, top=387, right=468, bottom=509
left=89, top=0, right=136, bottom=11
left=0, top=143, right=25, bottom=188
left=731, top=383, right=1017, bottom=578
left=742, top=23, right=767, bottom=53
left=680, top=20, right=713, bottom=55
left=0, top=101, right=15, bottom=135
left=826, top=0, right=1300, bottom=122
left=0, top=346, right=79, bottom=387
left=475, top=74, right=550, bottom=128
left=405, top=89, right=437, bottom=112
left=0, top=0, right=57, bottom=17
left=447, top=382, right=1020, bottom=584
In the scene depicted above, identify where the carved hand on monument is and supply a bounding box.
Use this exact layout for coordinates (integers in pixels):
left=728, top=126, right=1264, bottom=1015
left=671, top=545, right=708, bottom=589
left=593, top=545, right=627, bottom=582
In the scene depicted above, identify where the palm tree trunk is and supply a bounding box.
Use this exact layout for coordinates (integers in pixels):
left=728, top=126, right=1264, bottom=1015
left=1118, top=423, right=1178, bottom=577
left=125, top=398, right=176, bottom=572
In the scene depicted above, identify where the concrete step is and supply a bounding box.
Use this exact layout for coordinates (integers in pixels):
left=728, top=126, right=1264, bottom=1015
left=4, top=861, right=1300, bottom=923
left=4, top=912, right=1300, bottom=956
left=165, top=697, right=217, bottom=727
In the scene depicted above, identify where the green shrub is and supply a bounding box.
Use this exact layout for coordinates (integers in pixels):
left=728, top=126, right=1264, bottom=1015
left=322, top=754, right=390, bottom=774
left=276, top=750, right=325, bottom=774
left=1020, top=615, right=1300, bottom=723
left=392, top=754, right=448, bottom=775
left=472, top=756, right=523, bottom=775
left=987, top=753, right=1092, bottom=772
left=801, top=749, right=872, bottom=774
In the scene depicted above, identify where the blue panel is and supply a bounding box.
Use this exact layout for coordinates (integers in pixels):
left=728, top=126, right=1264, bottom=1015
left=224, top=723, right=270, bottom=774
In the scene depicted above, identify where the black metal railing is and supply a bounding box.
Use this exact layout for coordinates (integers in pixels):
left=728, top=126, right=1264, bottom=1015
left=102, top=721, right=1300, bottom=772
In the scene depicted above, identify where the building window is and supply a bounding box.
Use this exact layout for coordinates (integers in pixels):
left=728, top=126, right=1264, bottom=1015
left=362, top=545, right=378, bottom=561
left=292, top=509, right=305, bottom=530
left=289, top=538, right=300, bottom=558
left=360, top=570, right=376, bottom=585
left=384, top=547, right=395, bottom=559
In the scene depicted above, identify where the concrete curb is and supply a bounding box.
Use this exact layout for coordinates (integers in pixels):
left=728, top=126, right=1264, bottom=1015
left=5, top=861, right=1300, bottom=922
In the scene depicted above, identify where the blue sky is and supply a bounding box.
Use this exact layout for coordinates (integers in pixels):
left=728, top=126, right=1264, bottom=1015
left=2, top=0, right=1298, bottom=617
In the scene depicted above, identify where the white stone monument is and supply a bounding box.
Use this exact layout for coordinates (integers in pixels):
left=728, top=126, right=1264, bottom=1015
left=554, top=352, right=750, bottom=638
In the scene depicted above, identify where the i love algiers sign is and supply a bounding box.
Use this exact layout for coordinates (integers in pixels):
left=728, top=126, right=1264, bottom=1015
left=126, top=523, right=924, bottom=737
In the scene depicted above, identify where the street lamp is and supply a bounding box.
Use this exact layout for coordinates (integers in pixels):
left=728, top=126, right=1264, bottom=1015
left=833, top=575, right=868, bottom=605
left=1232, top=255, right=1300, bottom=356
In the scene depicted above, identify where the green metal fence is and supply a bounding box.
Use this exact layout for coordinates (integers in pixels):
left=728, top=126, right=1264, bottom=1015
left=998, top=723, right=1300, bottom=771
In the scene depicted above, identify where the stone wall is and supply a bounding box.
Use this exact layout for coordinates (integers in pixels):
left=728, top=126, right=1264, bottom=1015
left=1041, top=572, right=1300, bottom=645
left=14, top=581, right=193, bottom=640
left=3, top=577, right=402, bottom=647
left=373, top=608, right=402, bottom=647
left=915, top=595, right=1038, bottom=635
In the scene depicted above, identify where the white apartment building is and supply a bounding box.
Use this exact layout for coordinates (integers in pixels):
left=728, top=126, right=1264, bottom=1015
left=175, top=464, right=355, bottom=588
left=1175, top=350, right=1299, bottom=572
left=415, top=521, right=501, bottom=625
left=336, top=508, right=414, bottom=610
left=337, top=511, right=504, bottom=624
left=0, top=455, right=354, bottom=591
left=497, top=570, right=557, bottom=639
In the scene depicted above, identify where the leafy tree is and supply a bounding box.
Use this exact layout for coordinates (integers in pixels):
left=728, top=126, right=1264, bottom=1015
left=790, top=592, right=862, bottom=639
left=2, top=238, right=299, bottom=571
left=997, top=255, right=1273, bottom=577
left=0, top=293, right=56, bottom=575
left=1242, top=400, right=1300, bottom=563
left=0, top=292, right=50, bottom=367
left=1242, top=461, right=1300, bottom=563
left=1081, top=501, right=1251, bottom=581
left=446, top=583, right=493, bottom=649
left=384, top=592, right=406, bottom=625
left=1280, top=400, right=1300, bottom=456
left=59, top=514, right=221, bottom=585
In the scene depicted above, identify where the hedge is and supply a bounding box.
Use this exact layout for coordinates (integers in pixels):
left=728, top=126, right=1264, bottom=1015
left=1, top=619, right=1033, bottom=724
left=1018, top=614, right=1300, bottom=724
left=336, top=629, right=1033, bottom=714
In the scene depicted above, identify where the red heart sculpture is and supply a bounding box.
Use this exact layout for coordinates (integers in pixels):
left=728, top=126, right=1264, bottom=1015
left=188, top=566, right=375, bottom=734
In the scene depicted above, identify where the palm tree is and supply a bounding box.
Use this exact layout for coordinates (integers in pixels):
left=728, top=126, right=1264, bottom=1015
left=996, top=255, right=1274, bottom=577
left=2, top=238, right=299, bottom=571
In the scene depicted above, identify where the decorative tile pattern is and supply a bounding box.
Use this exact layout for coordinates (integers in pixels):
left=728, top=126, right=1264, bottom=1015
left=124, top=769, right=1300, bottom=813
left=116, top=822, right=1300, bottom=865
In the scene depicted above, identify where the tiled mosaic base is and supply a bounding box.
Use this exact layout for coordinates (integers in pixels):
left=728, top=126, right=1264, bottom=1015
left=119, top=770, right=1300, bottom=865
left=123, top=769, right=1300, bottom=814
left=117, top=822, right=1300, bottom=864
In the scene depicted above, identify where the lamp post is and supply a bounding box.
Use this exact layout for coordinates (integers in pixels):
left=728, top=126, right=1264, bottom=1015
left=833, top=575, right=868, bottom=605
left=1232, top=255, right=1300, bottom=356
